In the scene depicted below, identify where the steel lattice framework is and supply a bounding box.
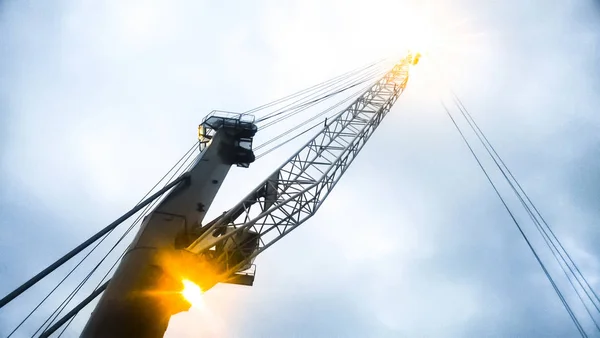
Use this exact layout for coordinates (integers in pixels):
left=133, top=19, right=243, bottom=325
left=187, top=55, right=413, bottom=276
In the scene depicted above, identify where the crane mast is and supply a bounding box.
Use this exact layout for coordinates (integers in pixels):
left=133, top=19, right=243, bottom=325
left=80, top=114, right=259, bottom=337
left=76, top=53, right=416, bottom=337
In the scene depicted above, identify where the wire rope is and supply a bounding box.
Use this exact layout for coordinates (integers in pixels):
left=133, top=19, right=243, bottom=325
left=31, top=143, right=200, bottom=337
left=449, top=94, right=600, bottom=331
left=441, top=101, right=588, bottom=337
left=243, top=59, right=388, bottom=118
left=256, top=66, right=387, bottom=128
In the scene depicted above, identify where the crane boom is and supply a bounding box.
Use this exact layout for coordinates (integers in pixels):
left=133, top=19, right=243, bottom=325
left=187, top=54, right=415, bottom=285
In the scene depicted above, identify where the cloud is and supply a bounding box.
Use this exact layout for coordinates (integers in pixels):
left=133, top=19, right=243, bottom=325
left=2, top=0, right=600, bottom=337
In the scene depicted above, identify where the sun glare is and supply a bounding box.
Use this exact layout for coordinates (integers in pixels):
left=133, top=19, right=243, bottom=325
left=181, top=279, right=204, bottom=309
left=402, top=22, right=438, bottom=57
left=390, top=2, right=488, bottom=64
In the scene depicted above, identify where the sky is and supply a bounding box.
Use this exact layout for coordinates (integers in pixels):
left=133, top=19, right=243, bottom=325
left=1, top=0, right=600, bottom=337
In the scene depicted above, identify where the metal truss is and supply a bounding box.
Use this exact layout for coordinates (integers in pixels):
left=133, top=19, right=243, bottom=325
left=187, top=55, right=413, bottom=276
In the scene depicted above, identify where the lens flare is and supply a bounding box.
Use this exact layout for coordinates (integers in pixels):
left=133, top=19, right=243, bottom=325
left=181, top=279, right=204, bottom=308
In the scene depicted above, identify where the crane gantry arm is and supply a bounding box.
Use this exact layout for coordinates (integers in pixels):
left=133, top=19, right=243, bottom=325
left=186, top=53, right=417, bottom=289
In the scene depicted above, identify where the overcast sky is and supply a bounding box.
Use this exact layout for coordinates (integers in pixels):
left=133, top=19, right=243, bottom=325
left=2, top=0, right=600, bottom=337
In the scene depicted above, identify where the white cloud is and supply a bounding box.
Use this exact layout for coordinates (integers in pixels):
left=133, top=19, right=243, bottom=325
left=2, top=0, right=600, bottom=337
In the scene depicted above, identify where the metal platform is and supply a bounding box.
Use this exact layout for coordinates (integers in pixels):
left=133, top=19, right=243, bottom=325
left=224, top=265, right=256, bottom=286
left=198, top=111, right=258, bottom=168
left=199, top=111, right=257, bottom=139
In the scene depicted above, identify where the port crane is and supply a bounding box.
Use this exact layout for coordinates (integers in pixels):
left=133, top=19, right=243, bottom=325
left=81, top=54, right=416, bottom=337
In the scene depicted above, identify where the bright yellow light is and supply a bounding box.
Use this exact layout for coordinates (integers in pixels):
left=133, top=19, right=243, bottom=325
left=181, top=279, right=204, bottom=309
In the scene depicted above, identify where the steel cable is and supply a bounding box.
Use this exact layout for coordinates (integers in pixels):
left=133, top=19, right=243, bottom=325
left=449, top=94, right=600, bottom=332
left=441, top=101, right=588, bottom=337
left=243, top=59, right=387, bottom=118
left=30, top=143, right=199, bottom=337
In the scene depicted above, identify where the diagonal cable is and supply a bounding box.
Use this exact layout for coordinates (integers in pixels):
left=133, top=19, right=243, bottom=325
left=441, top=101, right=587, bottom=337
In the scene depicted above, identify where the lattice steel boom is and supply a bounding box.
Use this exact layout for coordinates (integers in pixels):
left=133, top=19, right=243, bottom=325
left=187, top=53, right=417, bottom=285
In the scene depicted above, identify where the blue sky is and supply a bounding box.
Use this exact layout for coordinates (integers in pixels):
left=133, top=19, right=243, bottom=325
left=1, top=0, right=600, bottom=337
